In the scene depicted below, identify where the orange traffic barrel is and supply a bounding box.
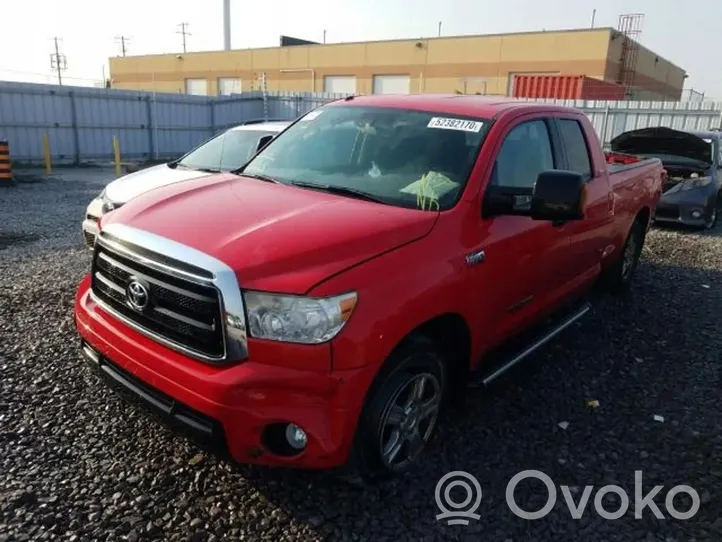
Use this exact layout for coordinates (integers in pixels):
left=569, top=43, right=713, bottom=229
left=0, top=140, right=11, bottom=182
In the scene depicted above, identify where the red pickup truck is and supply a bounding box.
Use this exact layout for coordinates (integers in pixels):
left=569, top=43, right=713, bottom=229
left=75, top=95, right=663, bottom=481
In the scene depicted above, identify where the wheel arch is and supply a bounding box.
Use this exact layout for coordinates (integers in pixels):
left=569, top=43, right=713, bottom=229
left=370, top=312, right=472, bottom=402
left=635, top=205, right=652, bottom=232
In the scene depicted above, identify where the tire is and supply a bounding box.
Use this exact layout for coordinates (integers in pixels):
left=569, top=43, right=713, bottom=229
left=600, top=217, right=645, bottom=293
left=344, top=335, right=448, bottom=483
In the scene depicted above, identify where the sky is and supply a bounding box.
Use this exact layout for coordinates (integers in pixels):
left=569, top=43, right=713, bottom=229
left=1, top=0, right=720, bottom=98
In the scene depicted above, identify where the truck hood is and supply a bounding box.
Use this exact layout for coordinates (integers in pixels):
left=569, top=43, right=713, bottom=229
left=610, top=127, right=712, bottom=166
left=102, top=173, right=438, bottom=293
left=104, top=163, right=214, bottom=204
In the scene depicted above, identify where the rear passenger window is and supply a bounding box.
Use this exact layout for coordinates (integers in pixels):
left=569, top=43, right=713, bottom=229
left=558, top=119, right=593, bottom=180
left=491, top=120, right=554, bottom=190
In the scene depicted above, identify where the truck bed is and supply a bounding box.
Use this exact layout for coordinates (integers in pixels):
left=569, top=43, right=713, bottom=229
left=605, top=151, right=663, bottom=175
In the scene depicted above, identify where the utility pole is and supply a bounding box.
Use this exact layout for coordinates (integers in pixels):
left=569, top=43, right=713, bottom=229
left=438, top=21, right=442, bottom=37
left=177, top=22, right=191, bottom=53
left=591, top=9, right=597, bottom=28
left=114, top=36, right=130, bottom=57
left=49, top=37, right=67, bottom=86
left=323, top=30, right=327, bottom=44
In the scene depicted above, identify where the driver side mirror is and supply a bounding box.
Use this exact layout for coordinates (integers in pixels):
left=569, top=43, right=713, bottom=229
left=530, top=170, right=586, bottom=222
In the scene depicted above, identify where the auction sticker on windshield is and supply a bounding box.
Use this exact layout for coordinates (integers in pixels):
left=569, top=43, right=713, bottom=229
left=427, top=117, right=484, bottom=132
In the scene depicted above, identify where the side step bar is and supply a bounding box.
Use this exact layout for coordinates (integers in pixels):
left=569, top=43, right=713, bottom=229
left=470, top=301, right=591, bottom=388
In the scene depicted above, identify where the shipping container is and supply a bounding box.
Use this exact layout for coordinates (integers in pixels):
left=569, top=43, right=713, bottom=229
left=512, top=74, right=627, bottom=101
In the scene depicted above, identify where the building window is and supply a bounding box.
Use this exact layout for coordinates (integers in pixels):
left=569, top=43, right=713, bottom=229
left=218, top=77, right=242, bottom=96
left=185, top=78, right=208, bottom=96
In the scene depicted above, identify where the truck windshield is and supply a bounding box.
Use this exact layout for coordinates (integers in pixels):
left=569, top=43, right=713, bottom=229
left=240, top=105, right=489, bottom=211
left=176, top=129, right=277, bottom=172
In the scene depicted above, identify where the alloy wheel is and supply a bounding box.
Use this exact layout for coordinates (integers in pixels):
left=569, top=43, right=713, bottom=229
left=378, top=372, right=442, bottom=471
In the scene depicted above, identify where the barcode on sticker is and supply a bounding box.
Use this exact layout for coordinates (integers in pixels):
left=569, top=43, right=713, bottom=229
left=301, top=110, right=323, bottom=121
left=427, top=117, right=483, bottom=132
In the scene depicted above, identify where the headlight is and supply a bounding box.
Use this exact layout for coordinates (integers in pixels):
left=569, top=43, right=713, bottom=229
left=682, top=177, right=713, bottom=190
left=244, top=291, right=358, bottom=344
left=99, top=190, right=115, bottom=213
left=86, top=196, right=104, bottom=218
left=694, top=178, right=712, bottom=188
left=97, top=189, right=122, bottom=214
left=101, top=200, right=116, bottom=213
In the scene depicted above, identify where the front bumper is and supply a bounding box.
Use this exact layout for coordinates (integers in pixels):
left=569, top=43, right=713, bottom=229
left=74, top=275, right=370, bottom=469
left=654, top=201, right=709, bottom=227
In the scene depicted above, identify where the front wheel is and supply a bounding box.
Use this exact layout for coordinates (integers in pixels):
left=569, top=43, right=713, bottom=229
left=599, top=218, right=645, bottom=293
left=345, top=336, right=447, bottom=482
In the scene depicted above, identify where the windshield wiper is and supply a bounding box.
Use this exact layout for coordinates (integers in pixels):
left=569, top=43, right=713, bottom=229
left=287, top=181, right=388, bottom=204
left=239, top=172, right=282, bottom=183
left=167, top=162, right=220, bottom=173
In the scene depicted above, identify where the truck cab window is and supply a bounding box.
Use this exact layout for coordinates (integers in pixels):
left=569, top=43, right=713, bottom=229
left=558, top=119, right=593, bottom=180
left=492, top=120, right=554, bottom=189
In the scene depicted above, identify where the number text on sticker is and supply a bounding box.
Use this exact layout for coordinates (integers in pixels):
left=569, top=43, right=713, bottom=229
left=427, top=117, right=484, bottom=133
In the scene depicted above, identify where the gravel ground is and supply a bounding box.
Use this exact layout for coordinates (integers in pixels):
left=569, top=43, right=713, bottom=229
left=1, top=174, right=720, bottom=542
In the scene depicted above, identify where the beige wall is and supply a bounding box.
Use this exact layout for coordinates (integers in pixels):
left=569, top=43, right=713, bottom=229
left=110, top=28, right=683, bottom=99
left=605, top=32, right=686, bottom=100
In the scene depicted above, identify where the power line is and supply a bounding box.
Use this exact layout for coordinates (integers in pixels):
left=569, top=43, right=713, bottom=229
left=114, top=36, right=130, bottom=57
left=177, top=23, right=191, bottom=53
left=0, top=67, right=100, bottom=82
left=49, top=37, right=67, bottom=86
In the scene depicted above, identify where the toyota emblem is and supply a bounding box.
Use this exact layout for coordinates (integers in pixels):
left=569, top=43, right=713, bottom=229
left=125, top=278, right=150, bottom=312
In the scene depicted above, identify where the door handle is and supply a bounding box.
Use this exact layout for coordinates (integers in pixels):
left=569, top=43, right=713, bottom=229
left=465, top=249, right=486, bottom=267
left=551, top=220, right=567, bottom=227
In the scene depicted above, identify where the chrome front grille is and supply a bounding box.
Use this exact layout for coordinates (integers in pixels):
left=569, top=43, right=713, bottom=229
left=83, top=229, right=97, bottom=248
left=91, top=235, right=227, bottom=360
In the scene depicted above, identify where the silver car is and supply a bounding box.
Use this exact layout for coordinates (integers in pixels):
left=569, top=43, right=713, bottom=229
left=82, top=121, right=290, bottom=248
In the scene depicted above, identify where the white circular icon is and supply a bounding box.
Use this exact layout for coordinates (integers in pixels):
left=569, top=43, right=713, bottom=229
left=435, top=471, right=482, bottom=525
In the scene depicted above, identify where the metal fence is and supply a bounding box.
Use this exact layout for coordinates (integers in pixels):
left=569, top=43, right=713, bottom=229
left=528, top=98, right=722, bottom=146
left=0, top=81, right=346, bottom=165
left=0, top=80, right=721, bottom=165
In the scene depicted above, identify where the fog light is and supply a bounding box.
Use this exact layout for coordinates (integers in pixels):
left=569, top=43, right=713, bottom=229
left=692, top=210, right=703, bottom=219
left=285, top=423, right=307, bottom=450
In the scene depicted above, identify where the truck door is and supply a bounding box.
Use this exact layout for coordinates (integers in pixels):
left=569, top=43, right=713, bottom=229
left=554, top=116, right=614, bottom=283
left=473, top=117, right=571, bottom=349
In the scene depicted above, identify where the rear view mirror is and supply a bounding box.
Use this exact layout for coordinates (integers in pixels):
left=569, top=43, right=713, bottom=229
left=530, top=170, right=585, bottom=222
left=257, top=135, right=274, bottom=151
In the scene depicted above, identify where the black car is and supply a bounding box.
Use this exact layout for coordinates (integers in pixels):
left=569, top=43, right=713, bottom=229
left=610, top=127, right=722, bottom=230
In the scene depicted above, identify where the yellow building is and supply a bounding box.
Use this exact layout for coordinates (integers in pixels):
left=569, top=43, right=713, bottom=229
left=109, top=27, right=686, bottom=100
